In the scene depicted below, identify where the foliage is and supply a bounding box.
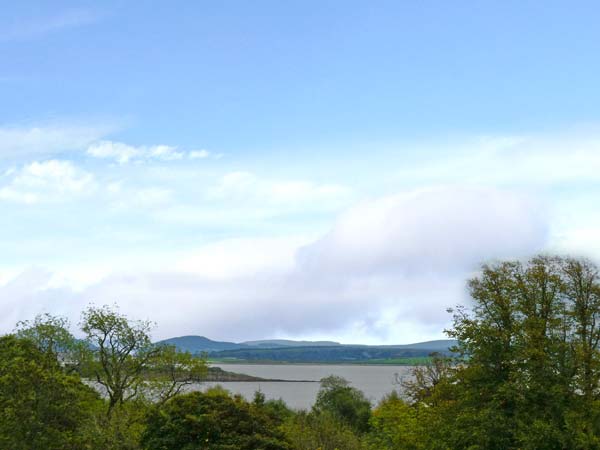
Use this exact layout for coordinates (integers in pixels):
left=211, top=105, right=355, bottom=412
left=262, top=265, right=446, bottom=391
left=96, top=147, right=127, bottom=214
left=91, top=400, right=150, bottom=450
left=401, top=352, right=454, bottom=404
left=282, top=410, right=367, bottom=450
left=81, top=304, right=159, bottom=413
left=15, top=313, right=92, bottom=373
left=146, top=344, right=208, bottom=404
left=15, top=313, right=75, bottom=357
left=141, top=387, right=292, bottom=450
left=439, top=256, right=600, bottom=449
left=80, top=304, right=207, bottom=414
left=366, top=392, right=424, bottom=450
left=0, top=334, right=103, bottom=450
left=313, top=375, right=372, bottom=434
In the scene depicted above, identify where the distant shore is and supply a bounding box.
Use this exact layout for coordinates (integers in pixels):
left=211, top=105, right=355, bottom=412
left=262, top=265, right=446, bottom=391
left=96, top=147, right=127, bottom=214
left=206, top=366, right=316, bottom=382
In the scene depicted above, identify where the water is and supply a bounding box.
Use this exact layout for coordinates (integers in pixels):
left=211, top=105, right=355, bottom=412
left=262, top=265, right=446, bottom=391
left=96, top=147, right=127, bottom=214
left=194, top=364, right=415, bottom=410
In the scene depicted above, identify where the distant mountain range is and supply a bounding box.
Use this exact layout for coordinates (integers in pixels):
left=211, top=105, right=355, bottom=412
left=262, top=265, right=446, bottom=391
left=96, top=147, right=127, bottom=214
left=157, top=336, right=343, bottom=353
left=156, top=336, right=457, bottom=363
left=158, top=336, right=244, bottom=353
left=243, top=339, right=341, bottom=348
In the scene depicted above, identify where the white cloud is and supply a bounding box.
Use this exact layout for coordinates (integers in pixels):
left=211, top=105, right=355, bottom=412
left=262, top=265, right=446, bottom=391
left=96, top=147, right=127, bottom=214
left=108, top=185, right=173, bottom=209
left=0, top=160, right=95, bottom=204
left=147, top=145, right=184, bottom=161
left=297, top=186, right=547, bottom=275
left=209, top=171, right=352, bottom=206
left=0, top=185, right=549, bottom=343
left=87, top=140, right=186, bottom=164
left=87, top=141, right=142, bottom=164
left=394, top=128, right=600, bottom=187
left=189, top=149, right=210, bottom=159
left=551, top=226, right=600, bottom=260
left=174, top=236, right=313, bottom=279
left=0, top=123, right=113, bottom=158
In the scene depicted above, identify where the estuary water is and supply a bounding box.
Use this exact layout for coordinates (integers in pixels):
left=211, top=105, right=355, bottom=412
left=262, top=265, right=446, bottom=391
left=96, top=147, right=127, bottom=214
left=196, top=364, right=415, bottom=410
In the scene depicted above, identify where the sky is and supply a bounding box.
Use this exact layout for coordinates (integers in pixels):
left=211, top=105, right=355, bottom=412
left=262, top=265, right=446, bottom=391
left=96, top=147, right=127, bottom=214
left=1, top=1, right=599, bottom=343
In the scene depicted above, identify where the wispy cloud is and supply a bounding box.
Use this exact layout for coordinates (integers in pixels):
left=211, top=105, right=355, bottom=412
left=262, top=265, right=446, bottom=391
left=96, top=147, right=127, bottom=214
left=87, top=140, right=217, bottom=164
left=0, top=122, right=115, bottom=159
left=189, top=149, right=211, bottom=159
left=105, top=181, right=173, bottom=210
left=0, top=160, right=95, bottom=204
left=0, top=9, right=100, bottom=42
left=208, top=171, right=352, bottom=206
left=393, top=128, right=600, bottom=187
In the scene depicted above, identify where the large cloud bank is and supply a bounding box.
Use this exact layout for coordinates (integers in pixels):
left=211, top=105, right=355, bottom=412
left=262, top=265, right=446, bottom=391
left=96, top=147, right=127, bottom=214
left=0, top=186, right=548, bottom=343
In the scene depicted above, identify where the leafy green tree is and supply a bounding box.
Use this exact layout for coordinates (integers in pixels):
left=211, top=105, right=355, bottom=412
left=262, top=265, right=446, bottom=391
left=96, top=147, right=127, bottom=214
left=402, top=352, right=453, bottom=405
left=15, top=313, right=75, bottom=357
left=81, top=305, right=207, bottom=414
left=141, top=387, right=292, bottom=450
left=148, top=344, right=208, bottom=404
left=0, top=334, right=102, bottom=450
left=282, top=411, right=366, bottom=450
left=255, top=393, right=295, bottom=424
left=367, top=392, right=424, bottom=450
left=437, top=256, right=600, bottom=449
left=313, top=375, right=372, bottom=434
left=92, top=399, right=150, bottom=450
left=15, top=313, right=91, bottom=373
left=563, top=258, right=600, bottom=403
left=81, top=304, right=159, bottom=414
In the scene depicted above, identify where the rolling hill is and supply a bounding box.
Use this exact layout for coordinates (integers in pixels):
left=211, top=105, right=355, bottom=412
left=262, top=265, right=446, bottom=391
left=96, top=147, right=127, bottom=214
left=157, top=335, right=245, bottom=352
left=156, top=335, right=457, bottom=363
left=242, top=339, right=341, bottom=348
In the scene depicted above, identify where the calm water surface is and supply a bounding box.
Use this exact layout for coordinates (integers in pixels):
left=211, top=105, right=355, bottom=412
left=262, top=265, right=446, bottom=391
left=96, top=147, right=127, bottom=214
left=193, top=364, right=415, bottom=410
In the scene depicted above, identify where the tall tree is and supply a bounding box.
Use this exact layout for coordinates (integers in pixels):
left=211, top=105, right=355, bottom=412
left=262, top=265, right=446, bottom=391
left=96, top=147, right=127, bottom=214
left=81, top=305, right=159, bottom=414
left=313, top=375, right=372, bottom=434
left=0, top=335, right=102, bottom=450
left=142, top=387, right=292, bottom=450
left=442, top=256, right=600, bottom=449
left=15, top=313, right=90, bottom=373
left=80, top=304, right=207, bottom=414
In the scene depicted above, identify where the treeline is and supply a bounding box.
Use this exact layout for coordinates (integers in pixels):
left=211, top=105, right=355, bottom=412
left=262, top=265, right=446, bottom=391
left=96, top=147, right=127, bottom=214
left=209, top=344, right=451, bottom=363
left=2, top=255, right=600, bottom=449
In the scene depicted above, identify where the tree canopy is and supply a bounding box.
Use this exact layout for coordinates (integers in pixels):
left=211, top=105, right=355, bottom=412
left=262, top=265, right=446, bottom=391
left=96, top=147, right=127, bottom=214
left=0, top=335, right=102, bottom=450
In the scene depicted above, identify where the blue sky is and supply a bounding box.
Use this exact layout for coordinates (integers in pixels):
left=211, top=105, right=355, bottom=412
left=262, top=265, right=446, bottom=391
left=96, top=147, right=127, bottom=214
left=1, top=1, right=599, bottom=343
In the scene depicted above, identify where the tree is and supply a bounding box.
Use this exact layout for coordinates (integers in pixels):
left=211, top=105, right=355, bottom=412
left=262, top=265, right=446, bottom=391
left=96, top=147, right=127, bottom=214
left=81, top=304, right=158, bottom=414
left=561, top=257, right=600, bottom=448
left=563, top=258, right=600, bottom=403
left=438, top=256, right=600, bottom=449
left=148, top=344, right=207, bottom=404
left=367, top=392, right=424, bottom=450
left=141, top=387, right=292, bottom=450
left=402, top=352, right=453, bottom=405
left=313, top=375, right=372, bottom=434
left=282, top=410, right=366, bottom=450
left=15, top=313, right=91, bottom=373
left=0, top=334, right=102, bottom=450
left=80, top=304, right=208, bottom=415
left=15, top=313, right=74, bottom=357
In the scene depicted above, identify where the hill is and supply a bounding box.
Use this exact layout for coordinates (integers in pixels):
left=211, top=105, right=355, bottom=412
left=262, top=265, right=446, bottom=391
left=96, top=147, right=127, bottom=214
left=157, top=336, right=346, bottom=354
left=157, top=335, right=245, bottom=353
left=157, top=335, right=458, bottom=363
left=209, top=341, right=457, bottom=363
left=242, top=339, right=341, bottom=348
